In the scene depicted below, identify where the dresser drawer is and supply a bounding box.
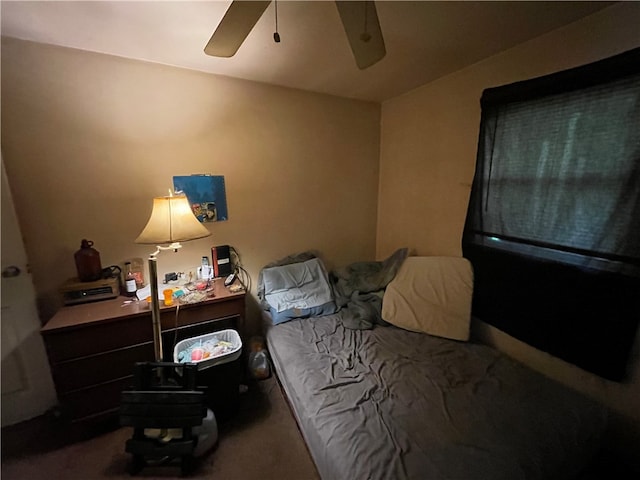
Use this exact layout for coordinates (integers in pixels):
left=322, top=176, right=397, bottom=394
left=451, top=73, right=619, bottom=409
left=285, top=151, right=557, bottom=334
left=162, top=298, right=244, bottom=329
left=51, top=342, right=155, bottom=393
left=43, top=315, right=152, bottom=363
left=59, top=376, right=134, bottom=422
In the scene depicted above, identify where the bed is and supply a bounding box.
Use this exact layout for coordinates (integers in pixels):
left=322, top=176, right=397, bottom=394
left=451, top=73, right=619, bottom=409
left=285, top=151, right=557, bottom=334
left=262, top=254, right=608, bottom=480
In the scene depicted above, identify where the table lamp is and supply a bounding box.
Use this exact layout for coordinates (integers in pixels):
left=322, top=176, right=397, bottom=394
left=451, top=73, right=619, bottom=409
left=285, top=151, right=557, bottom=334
left=135, top=192, right=211, bottom=361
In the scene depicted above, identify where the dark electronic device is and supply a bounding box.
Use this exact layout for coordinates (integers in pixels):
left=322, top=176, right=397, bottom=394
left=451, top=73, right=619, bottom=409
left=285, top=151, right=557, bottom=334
left=211, top=245, right=233, bottom=278
left=59, top=276, right=120, bottom=305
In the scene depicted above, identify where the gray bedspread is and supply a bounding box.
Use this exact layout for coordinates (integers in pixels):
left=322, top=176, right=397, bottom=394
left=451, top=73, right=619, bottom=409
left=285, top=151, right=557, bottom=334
left=266, top=314, right=607, bottom=480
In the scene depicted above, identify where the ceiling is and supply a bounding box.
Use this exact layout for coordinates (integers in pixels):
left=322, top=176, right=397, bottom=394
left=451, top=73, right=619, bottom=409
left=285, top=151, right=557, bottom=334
left=1, top=1, right=614, bottom=103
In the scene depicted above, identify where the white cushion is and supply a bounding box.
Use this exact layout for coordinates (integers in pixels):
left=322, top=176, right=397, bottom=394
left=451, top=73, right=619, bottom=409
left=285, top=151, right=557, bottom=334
left=382, top=256, right=473, bottom=341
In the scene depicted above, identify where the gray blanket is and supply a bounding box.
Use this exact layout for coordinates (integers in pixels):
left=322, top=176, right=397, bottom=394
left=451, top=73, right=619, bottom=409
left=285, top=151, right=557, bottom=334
left=331, top=248, right=408, bottom=330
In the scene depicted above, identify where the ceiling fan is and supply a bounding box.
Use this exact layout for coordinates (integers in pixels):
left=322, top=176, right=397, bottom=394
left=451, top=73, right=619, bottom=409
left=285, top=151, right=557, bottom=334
left=204, top=1, right=386, bottom=69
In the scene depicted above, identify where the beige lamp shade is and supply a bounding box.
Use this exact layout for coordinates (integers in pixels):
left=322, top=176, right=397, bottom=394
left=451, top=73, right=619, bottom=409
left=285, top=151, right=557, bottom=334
left=135, top=194, right=210, bottom=244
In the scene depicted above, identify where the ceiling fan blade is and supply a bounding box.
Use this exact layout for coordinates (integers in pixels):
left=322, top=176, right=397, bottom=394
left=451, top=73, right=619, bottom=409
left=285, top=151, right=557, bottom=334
left=204, top=1, right=271, bottom=57
left=335, top=1, right=386, bottom=69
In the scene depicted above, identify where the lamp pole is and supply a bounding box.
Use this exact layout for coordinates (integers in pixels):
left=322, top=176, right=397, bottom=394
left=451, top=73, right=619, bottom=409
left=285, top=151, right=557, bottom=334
left=148, top=256, right=163, bottom=362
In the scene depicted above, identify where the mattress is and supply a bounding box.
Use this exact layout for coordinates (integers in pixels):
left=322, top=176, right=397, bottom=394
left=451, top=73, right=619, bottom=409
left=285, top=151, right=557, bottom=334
left=266, top=314, right=607, bottom=480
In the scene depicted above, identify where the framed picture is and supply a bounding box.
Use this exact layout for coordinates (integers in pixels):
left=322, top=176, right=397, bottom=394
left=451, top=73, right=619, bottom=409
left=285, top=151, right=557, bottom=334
left=173, top=175, right=228, bottom=223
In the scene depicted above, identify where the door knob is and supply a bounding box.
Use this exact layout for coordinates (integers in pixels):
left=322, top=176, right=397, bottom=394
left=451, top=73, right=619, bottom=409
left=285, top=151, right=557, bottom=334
left=2, top=266, right=21, bottom=278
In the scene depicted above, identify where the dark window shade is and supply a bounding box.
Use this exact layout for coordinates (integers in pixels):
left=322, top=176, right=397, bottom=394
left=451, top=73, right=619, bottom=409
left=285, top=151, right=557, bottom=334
left=474, top=73, right=640, bottom=272
left=463, top=47, right=640, bottom=381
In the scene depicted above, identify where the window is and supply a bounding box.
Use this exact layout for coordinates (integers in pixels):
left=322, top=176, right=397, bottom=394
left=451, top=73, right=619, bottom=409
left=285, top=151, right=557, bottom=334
left=463, top=48, right=640, bottom=381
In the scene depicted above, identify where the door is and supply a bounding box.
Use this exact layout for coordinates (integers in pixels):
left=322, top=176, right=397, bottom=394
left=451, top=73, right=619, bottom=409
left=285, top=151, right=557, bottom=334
left=1, top=155, right=57, bottom=426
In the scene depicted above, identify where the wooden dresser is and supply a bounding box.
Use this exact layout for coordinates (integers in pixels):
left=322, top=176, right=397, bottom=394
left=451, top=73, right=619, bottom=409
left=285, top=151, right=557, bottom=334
left=41, top=278, right=245, bottom=425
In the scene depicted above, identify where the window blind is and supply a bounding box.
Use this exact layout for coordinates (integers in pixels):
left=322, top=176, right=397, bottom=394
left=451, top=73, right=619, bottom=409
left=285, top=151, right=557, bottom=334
left=463, top=47, right=640, bottom=381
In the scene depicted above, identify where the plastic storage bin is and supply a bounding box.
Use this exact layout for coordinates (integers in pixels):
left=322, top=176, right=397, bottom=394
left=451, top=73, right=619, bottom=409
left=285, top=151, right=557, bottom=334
left=173, top=329, right=242, bottom=370
left=173, top=329, right=243, bottom=422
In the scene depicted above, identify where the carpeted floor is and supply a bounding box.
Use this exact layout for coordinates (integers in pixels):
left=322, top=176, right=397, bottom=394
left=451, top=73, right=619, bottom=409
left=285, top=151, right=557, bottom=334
left=1, top=376, right=319, bottom=480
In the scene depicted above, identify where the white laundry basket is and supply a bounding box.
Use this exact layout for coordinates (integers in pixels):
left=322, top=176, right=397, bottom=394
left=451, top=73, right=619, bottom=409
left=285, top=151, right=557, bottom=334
left=173, top=329, right=242, bottom=370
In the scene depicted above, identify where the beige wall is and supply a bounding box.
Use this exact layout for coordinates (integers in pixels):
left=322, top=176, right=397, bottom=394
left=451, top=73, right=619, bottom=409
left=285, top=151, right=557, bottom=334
left=378, top=1, right=640, bottom=459
left=1, top=37, right=380, bottom=331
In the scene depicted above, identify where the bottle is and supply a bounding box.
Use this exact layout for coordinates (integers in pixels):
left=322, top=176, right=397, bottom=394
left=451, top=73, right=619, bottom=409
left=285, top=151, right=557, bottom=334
left=130, top=257, right=145, bottom=289
left=124, top=262, right=137, bottom=297
left=74, top=239, right=102, bottom=282
left=200, top=256, right=211, bottom=280
left=248, top=337, right=270, bottom=380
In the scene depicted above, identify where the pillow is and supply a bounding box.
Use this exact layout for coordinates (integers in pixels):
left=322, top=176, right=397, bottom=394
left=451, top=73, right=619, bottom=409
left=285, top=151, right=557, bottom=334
left=381, top=256, right=473, bottom=341
left=262, top=258, right=337, bottom=325
left=263, top=260, right=314, bottom=295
